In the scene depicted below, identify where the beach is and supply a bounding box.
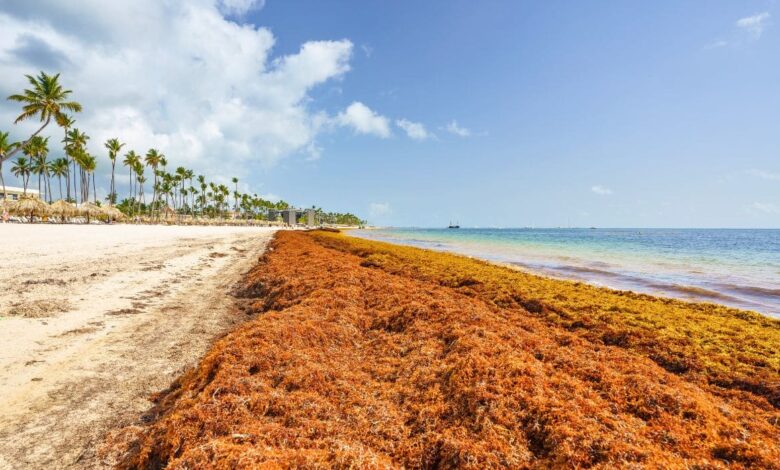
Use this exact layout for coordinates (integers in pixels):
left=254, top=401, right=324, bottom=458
left=1, top=227, right=778, bottom=467
left=0, top=224, right=276, bottom=469
left=102, top=230, right=780, bottom=468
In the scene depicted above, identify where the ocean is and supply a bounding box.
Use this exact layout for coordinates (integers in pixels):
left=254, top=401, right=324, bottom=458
left=350, top=228, right=780, bottom=317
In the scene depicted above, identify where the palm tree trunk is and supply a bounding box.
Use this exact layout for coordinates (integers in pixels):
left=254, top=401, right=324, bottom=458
left=2, top=117, right=50, bottom=163
left=46, top=169, right=53, bottom=203
left=128, top=169, right=133, bottom=216
left=58, top=175, right=63, bottom=200
left=64, top=128, right=70, bottom=201
left=153, top=174, right=158, bottom=220
left=65, top=163, right=70, bottom=201
left=72, top=160, right=78, bottom=204
left=0, top=162, right=5, bottom=200
left=110, top=162, right=115, bottom=204
left=93, top=173, right=97, bottom=204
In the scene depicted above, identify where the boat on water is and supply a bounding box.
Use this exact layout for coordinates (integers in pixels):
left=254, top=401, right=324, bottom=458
left=448, top=221, right=460, bottom=229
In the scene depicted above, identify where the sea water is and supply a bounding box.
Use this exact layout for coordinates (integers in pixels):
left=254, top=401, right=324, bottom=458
left=350, top=228, right=780, bottom=317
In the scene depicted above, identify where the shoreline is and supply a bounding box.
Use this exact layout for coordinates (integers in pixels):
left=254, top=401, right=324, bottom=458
left=103, top=230, right=780, bottom=467
left=347, top=228, right=780, bottom=318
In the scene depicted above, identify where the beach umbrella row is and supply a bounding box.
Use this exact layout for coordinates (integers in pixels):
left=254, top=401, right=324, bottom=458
left=1, top=196, right=128, bottom=222
left=2, top=198, right=268, bottom=225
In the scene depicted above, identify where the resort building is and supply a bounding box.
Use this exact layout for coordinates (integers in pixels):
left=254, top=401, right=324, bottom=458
left=1, top=186, right=40, bottom=201
left=267, top=208, right=318, bottom=226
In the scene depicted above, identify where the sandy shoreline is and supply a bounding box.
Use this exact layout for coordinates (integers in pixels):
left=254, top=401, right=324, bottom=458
left=0, top=224, right=277, bottom=469
left=103, top=230, right=780, bottom=468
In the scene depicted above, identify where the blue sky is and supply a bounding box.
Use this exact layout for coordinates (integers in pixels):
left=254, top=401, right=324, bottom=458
left=1, top=1, right=779, bottom=227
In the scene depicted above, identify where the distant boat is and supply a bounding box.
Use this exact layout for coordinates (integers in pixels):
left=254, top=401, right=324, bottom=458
left=448, top=221, right=460, bottom=229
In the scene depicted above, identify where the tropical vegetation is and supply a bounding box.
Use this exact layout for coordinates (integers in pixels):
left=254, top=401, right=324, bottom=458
left=0, top=71, right=364, bottom=225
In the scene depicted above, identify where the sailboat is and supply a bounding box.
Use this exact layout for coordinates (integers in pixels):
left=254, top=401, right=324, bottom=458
left=448, top=221, right=460, bottom=229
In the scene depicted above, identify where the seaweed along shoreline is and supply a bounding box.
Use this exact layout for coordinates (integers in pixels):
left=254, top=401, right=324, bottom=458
left=102, top=230, right=780, bottom=468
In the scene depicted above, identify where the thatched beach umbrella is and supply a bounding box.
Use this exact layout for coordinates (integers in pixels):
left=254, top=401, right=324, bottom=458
left=49, top=200, right=77, bottom=222
left=12, top=196, right=48, bottom=222
left=103, top=205, right=125, bottom=222
left=79, top=202, right=105, bottom=223
left=160, top=206, right=176, bottom=220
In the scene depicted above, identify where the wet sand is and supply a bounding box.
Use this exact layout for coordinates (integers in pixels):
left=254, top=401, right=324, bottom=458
left=0, top=224, right=277, bottom=469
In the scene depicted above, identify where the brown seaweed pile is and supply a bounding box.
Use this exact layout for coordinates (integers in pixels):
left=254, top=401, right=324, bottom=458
left=105, top=231, right=780, bottom=469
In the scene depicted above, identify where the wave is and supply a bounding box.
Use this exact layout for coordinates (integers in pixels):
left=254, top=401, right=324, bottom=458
left=713, top=283, right=780, bottom=299
left=554, top=265, right=624, bottom=278
left=523, top=264, right=748, bottom=303
left=353, top=230, right=780, bottom=316
left=645, top=283, right=739, bottom=302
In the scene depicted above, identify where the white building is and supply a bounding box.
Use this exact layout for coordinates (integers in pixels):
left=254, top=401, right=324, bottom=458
left=1, top=186, right=40, bottom=201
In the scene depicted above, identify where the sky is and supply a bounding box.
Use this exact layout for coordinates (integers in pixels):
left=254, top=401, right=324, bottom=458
left=0, top=0, right=779, bottom=228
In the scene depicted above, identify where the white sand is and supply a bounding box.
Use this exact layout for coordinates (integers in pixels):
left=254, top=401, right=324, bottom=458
left=0, top=224, right=278, bottom=469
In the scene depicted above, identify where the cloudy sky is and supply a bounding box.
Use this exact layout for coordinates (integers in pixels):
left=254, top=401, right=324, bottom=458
left=1, top=1, right=779, bottom=227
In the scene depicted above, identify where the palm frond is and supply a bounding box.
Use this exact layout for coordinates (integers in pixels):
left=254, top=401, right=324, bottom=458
left=60, top=101, right=82, bottom=112
left=12, top=109, right=38, bottom=124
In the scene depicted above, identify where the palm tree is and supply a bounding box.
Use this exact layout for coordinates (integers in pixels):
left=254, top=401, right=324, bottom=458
left=0, top=132, right=18, bottom=200
left=32, top=155, right=48, bottom=198
left=50, top=158, right=69, bottom=200
left=185, top=169, right=195, bottom=214
left=64, top=128, right=88, bottom=203
left=72, top=148, right=91, bottom=203
left=11, top=157, right=31, bottom=194
left=160, top=179, right=172, bottom=211
left=218, top=184, right=229, bottom=218
left=144, top=149, right=162, bottom=217
left=123, top=151, right=140, bottom=215
left=60, top=115, right=75, bottom=200
left=26, top=136, right=50, bottom=201
left=134, top=162, right=145, bottom=207
left=232, top=177, right=239, bottom=212
left=190, top=186, right=199, bottom=217
left=197, top=175, right=206, bottom=215
left=80, top=153, right=97, bottom=203
left=4, top=72, right=82, bottom=162
left=104, top=138, right=125, bottom=204
left=174, top=167, right=186, bottom=210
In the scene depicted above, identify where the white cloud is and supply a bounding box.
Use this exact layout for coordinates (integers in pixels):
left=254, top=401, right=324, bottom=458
left=217, top=0, right=265, bottom=16
left=707, top=12, right=771, bottom=49
left=591, top=185, right=613, bottom=195
left=0, top=1, right=360, bottom=187
left=396, top=119, right=430, bottom=140
left=747, top=169, right=780, bottom=181
left=737, top=12, right=771, bottom=38
left=337, top=102, right=391, bottom=138
left=445, top=120, right=471, bottom=137
left=369, top=202, right=391, bottom=218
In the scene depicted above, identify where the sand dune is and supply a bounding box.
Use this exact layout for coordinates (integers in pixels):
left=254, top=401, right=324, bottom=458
left=0, top=224, right=277, bottom=469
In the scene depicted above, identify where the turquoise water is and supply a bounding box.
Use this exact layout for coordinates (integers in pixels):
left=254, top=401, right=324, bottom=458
left=350, top=228, right=780, bottom=317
